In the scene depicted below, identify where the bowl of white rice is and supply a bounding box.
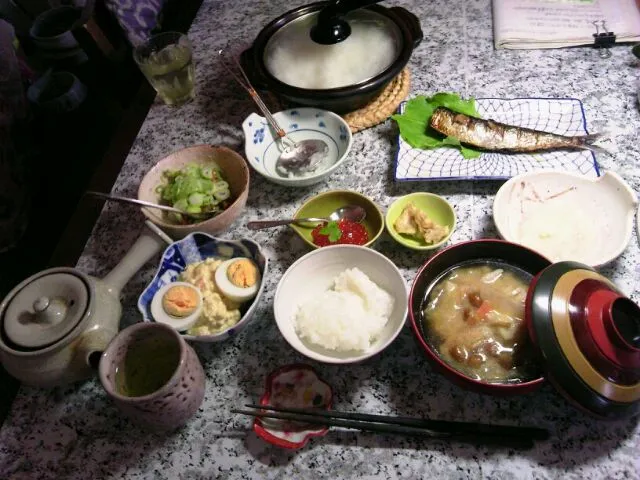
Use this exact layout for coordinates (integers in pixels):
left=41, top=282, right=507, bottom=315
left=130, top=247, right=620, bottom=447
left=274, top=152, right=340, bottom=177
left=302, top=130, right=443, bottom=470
left=274, top=245, right=408, bottom=363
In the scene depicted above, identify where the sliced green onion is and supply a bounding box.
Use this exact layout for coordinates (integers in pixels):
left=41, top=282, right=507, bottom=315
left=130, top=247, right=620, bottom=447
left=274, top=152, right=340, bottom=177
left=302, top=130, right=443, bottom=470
left=158, top=163, right=231, bottom=225
left=188, top=193, right=204, bottom=206
left=213, top=188, right=230, bottom=201
left=173, top=199, right=188, bottom=211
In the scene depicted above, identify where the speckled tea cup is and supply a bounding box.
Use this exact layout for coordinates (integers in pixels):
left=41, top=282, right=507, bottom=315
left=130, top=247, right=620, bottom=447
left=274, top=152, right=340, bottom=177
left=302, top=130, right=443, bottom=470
left=99, top=322, right=205, bottom=431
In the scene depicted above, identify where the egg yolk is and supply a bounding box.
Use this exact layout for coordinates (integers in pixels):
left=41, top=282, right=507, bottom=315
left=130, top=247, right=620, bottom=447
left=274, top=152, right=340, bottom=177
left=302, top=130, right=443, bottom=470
left=227, top=259, right=258, bottom=288
left=162, top=285, right=199, bottom=317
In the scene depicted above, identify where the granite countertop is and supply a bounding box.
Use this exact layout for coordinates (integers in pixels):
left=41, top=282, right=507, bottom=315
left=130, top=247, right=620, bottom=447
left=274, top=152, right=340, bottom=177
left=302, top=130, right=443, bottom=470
left=2, top=0, right=640, bottom=478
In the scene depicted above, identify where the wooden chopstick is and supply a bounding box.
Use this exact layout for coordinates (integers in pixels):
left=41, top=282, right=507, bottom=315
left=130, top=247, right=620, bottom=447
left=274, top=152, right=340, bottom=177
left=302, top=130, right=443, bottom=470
left=233, top=406, right=547, bottom=448
left=244, top=404, right=549, bottom=441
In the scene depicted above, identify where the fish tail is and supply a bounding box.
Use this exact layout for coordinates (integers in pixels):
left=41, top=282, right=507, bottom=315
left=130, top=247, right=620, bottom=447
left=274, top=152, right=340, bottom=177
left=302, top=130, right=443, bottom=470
left=575, top=133, right=608, bottom=154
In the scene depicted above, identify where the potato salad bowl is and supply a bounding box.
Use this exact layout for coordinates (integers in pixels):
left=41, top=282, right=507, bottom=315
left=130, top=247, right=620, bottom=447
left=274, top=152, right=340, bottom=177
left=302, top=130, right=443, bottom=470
left=138, top=233, right=269, bottom=343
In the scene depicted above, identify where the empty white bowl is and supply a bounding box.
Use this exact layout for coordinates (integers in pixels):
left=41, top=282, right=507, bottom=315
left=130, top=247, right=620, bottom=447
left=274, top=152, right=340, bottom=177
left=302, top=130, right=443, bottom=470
left=242, top=107, right=353, bottom=187
left=493, top=170, right=637, bottom=267
left=273, top=245, right=408, bottom=364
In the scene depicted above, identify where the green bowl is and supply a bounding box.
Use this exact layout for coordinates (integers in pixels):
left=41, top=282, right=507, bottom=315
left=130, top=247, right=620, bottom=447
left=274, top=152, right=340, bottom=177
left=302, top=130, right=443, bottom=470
left=385, top=192, right=456, bottom=251
left=291, top=190, right=384, bottom=249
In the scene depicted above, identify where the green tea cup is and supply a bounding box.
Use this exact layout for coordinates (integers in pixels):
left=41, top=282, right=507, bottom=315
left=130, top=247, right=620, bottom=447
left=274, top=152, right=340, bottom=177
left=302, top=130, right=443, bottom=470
left=99, top=322, right=205, bottom=431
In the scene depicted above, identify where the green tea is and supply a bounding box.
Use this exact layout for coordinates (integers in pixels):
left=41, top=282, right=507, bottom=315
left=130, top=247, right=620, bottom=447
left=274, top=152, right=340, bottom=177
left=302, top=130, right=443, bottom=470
left=139, top=44, right=195, bottom=106
left=115, top=335, right=180, bottom=397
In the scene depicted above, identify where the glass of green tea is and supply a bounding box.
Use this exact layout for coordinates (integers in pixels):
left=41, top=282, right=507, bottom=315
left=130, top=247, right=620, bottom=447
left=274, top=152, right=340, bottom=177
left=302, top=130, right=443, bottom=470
left=99, top=322, right=205, bottom=431
left=133, top=31, right=195, bottom=107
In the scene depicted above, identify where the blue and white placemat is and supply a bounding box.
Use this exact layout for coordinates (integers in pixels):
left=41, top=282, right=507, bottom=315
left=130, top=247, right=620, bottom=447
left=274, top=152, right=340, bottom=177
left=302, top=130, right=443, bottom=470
left=394, top=97, right=601, bottom=181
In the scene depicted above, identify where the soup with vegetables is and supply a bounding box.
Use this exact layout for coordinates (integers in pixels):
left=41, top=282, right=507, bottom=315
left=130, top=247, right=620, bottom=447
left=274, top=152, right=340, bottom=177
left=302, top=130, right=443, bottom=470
left=423, top=263, right=539, bottom=383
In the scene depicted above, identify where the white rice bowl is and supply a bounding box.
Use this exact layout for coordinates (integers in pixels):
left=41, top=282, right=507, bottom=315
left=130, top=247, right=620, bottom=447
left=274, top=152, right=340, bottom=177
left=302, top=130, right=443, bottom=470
left=294, top=268, right=394, bottom=352
left=274, top=245, right=409, bottom=364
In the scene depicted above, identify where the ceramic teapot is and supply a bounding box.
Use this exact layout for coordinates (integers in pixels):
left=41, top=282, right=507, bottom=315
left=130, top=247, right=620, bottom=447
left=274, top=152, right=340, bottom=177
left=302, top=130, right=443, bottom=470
left=0, top=221, right=172, bottom=388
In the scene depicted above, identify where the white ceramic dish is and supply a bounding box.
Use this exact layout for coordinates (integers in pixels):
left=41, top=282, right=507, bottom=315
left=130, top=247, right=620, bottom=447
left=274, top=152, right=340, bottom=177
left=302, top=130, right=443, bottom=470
left=395, top=97, right=600, bottom=181
left=274, top=245, right=408, bottom=364
left=493, top=171, right=637, bottom=267
left=637, top=204, right=640, bottom=248
left=242, top=107, right=353, bottom=187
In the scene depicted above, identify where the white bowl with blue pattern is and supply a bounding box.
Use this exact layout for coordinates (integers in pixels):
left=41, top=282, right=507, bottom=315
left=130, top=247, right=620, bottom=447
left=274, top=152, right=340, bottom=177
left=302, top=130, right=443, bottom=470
left=242, top=107, right=353, bottom=187
left=137, top=232, right=269, bottom=342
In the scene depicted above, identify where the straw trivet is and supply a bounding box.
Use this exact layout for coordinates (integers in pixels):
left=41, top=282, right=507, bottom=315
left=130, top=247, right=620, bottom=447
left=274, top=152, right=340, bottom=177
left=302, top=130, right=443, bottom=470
left=342, top=68, right=410, bottom=133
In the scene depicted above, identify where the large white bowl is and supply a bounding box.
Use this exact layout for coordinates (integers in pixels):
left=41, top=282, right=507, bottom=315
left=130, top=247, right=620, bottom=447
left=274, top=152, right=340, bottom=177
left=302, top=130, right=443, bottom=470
left=493, top=170, right=637, bottom=267
left=242, top=107, right=353, bottom=187
left=274, top=245, right=408, bottom=364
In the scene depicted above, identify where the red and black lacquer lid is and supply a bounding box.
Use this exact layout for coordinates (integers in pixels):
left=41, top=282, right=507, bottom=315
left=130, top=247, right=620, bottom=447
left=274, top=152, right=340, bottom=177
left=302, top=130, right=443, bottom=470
left=527, top=261, right=640, bottom=419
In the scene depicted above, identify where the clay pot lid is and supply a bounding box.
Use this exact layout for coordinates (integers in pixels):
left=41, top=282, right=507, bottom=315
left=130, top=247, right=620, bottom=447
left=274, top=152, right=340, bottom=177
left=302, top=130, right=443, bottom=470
left=1, top=268, right=90, bottom=349
left=263, top=8, right=402, bottom=89
left=527, top=261, right=640, bottom=419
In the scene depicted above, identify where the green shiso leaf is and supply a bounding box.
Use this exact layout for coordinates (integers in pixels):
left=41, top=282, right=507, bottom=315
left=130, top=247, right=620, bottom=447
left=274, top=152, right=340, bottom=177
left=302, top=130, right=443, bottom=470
left=391, top=92, right=483, bottom=159
left=319, top=221, right=342, bottom=242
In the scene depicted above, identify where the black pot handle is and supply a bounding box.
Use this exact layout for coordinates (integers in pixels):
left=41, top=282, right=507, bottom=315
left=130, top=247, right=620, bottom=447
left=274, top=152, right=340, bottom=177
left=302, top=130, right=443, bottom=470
left=389, top=7, right=423, bottom=49
left=239, top=47, right=268, bottom=89
left=319, top=0, right=383, bottom=17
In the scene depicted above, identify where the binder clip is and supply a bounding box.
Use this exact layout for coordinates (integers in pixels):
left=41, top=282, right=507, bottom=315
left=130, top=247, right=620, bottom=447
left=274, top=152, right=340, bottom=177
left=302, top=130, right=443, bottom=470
left=592, top=20, right=615, bottom=59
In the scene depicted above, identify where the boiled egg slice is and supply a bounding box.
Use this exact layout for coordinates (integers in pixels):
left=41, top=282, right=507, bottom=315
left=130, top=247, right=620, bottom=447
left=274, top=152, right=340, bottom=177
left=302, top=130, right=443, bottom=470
left=150, top=281, right=203, bottom=331
left=214, top=257, right=260, bottom=303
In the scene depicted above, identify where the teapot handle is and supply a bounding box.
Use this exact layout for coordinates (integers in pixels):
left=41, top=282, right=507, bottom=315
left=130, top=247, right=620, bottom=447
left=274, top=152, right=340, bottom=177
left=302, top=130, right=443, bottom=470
left=102, top=221, right=173, bottom=296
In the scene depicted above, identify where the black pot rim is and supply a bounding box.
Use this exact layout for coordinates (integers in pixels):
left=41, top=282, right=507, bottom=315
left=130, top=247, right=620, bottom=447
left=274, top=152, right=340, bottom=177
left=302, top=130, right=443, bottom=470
left=248, top=2, right=418, bottom=98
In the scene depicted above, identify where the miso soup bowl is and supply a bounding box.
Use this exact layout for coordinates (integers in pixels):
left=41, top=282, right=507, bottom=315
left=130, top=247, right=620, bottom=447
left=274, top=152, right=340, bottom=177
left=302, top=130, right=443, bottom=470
left=408, top=239, right=550, bottom=396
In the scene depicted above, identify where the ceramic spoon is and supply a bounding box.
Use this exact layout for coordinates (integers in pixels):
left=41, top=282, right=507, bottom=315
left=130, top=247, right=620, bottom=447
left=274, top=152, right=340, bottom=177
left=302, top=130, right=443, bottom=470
left=246, top=204, right=366, bottom=230
left=218, top=50, right=329, bottom=175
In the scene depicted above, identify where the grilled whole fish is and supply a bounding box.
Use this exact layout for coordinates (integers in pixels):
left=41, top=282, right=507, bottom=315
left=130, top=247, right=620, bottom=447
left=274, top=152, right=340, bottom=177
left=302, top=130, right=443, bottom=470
left=429, top=107, right=601, bottom=153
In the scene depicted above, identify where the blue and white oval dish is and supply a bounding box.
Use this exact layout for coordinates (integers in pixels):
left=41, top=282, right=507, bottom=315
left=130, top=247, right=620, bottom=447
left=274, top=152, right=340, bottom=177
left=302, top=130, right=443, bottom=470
left=242, top=107, right=353, bottom=187
left=137, top=232, right=269, bottom=343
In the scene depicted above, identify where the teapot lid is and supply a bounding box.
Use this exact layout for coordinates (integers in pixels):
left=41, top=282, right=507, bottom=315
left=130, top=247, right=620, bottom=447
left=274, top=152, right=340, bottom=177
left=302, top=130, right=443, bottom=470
left=1, top=270, right=90, bottom=349
left=527, top=261, right=640, bottom=419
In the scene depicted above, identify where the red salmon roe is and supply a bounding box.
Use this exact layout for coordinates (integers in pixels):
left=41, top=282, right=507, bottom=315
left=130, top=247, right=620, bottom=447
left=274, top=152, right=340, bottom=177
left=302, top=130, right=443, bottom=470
left=311, top=219, right=369, bottom=247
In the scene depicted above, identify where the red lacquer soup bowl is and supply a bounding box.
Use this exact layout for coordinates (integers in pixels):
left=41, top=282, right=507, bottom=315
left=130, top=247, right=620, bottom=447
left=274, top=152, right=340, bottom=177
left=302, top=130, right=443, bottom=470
left=409, top=239, right=549, bottom=396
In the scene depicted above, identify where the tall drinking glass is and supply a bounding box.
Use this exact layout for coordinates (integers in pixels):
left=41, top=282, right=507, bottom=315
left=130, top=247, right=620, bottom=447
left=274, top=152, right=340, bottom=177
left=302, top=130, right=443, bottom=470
left=133, top=32, right=195, bottom=107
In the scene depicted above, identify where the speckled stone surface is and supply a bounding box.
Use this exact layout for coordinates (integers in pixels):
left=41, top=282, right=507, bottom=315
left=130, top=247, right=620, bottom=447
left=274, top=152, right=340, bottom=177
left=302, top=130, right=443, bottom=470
left=2, top=1, right=640, bottom=478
